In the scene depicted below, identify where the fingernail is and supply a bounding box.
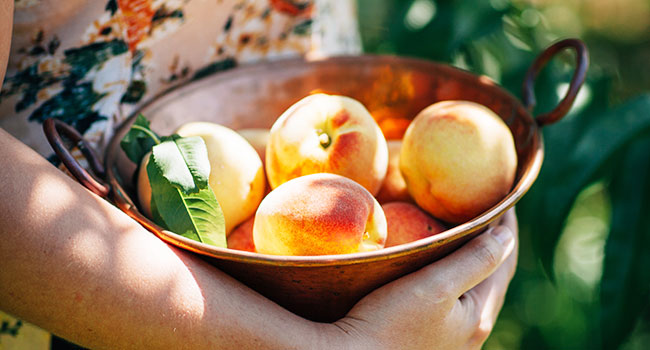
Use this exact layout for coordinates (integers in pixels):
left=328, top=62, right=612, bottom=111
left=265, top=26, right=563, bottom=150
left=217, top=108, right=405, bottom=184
left=490, top=226, right=513, bottom=247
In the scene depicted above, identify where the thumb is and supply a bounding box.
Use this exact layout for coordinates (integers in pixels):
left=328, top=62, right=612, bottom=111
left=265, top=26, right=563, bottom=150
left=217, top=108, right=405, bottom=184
left=432, top=225, right=515, bottom=299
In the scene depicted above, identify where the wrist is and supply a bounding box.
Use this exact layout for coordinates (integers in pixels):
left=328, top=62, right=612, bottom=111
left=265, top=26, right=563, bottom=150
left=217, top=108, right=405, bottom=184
left=309, top=322, right=349, bottom=350
left=309, top=318, right=383, bottom=350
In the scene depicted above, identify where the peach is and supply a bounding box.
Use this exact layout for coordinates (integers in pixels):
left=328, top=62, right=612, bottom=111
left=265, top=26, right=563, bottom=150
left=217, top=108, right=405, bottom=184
left=266, top=94, right=388, bottom=195
left=138, top=122, right=266, bottom=234
left=137, top=152, right=153, bottom=218
left=375, top=140, right=412, bottom=204
left=237, top=128, right=272, bottom=195
left=400, top=100, right=517, bottom=223
left=237, top=128, right=270, bottom=167
left=175, top=122, right=267, bottom=234
left=227, top=216, right=256, bottom=252
left=253, top=173, right=387, bottom=256
left=382, top=202, right=446, bottom=247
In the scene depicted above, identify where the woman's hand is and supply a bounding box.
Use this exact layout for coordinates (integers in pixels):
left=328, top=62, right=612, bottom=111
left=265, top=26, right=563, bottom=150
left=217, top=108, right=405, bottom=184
left=328, top=209, right=518, bottom=350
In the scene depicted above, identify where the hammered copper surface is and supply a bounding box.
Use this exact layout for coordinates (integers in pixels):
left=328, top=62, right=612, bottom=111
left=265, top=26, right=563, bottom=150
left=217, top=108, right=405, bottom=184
left=98, top=50, right=583, bottom=322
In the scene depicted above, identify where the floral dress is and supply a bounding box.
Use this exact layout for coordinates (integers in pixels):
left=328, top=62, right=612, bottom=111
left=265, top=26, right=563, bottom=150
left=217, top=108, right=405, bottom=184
left=0, top=0, right=360, bottom=348
left=0, top=0, right=361, bottom=157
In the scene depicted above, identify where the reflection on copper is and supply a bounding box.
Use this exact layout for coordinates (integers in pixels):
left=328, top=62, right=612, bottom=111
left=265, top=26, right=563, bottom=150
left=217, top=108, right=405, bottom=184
left=308, top=88, right=340, bottom=96
left=376, top=114, right=411, bottom=140
left=478, top=75, right=496, bottom=86
left=362, top=65, right=416, bottom=115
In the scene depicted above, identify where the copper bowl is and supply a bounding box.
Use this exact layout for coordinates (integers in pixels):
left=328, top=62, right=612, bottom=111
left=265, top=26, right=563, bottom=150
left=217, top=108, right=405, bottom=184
left=45, top=39, right=588, bottom=322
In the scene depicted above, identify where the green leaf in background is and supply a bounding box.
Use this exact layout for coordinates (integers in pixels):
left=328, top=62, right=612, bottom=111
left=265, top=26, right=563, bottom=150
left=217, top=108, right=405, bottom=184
left=120, top=114, right=161, bottom=164
left=599, top=133, right=650, bottom=350
left=147, top=137, right=226, bottom=248
left=518, top=94, right=650, bottom=278
left=359, top=0, right=511, bottom=64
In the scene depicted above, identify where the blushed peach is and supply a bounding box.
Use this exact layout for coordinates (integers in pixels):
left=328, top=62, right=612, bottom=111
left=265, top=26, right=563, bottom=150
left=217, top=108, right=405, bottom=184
left=253, top=173, right=387, bottom=256
left=265, top=94, right=388, bottom=195
left=382, top=202, right=446, bottom=247
left=227, top=216, right=256, bottom=252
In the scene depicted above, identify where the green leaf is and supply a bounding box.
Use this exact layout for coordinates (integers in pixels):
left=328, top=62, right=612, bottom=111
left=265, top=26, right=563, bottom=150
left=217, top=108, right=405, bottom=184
left=599, top=133, right=650, bottom=350
left=147, top=138, right=226, bottom=247
left=120, top=114, right=161, bottom=164
left=149, top=194, right=166, bottom=228
left=150, top=136, right=209, bottom=194
left=517, top=94, right=650, bottom=277
left=171, top=135, right=210, bottom=189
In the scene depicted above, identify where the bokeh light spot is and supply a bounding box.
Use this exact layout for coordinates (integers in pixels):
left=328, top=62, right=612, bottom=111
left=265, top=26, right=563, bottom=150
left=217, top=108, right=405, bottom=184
left=404, top=0, right=437, bottom=31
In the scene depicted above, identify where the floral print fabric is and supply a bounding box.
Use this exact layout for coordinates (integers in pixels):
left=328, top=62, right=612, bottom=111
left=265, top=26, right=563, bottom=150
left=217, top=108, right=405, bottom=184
left=1, top=0, right=361, bottom=156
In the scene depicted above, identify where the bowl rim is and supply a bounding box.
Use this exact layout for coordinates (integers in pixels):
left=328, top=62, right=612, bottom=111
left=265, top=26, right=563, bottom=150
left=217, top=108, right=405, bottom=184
left=105, top=54, right=544, bottom=267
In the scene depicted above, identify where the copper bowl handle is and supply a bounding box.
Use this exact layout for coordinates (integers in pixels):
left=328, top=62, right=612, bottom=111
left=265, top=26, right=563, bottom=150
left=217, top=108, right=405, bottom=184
left=43, top=118, right=111, bottom=198
left=522, top=38, right=589, bottom=127
left=44, top=118, right=165, bottom=237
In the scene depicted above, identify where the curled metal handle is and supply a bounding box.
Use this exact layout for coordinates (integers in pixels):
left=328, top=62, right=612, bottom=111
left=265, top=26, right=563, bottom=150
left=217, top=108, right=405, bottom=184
left=43, top=118, right=110, bottom=198
left=44, top=119, right=164, bottom=237
left=522, top=38, right=589, bottom=127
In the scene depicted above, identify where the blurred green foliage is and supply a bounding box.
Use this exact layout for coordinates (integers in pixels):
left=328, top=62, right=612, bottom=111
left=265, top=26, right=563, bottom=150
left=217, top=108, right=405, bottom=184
left=357, top=0, right=650, bottom=349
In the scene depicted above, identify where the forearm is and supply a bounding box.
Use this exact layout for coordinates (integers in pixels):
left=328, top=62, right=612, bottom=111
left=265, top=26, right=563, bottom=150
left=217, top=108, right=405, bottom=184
left=0, top=129, right=331, bottom=349
left=0, top=0, right=12, bottom=84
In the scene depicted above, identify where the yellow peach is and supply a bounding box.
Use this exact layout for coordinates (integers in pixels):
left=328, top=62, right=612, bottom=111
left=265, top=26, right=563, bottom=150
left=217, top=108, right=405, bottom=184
left=137, top=122, right=266, bottom=234
left=237, top=128, right=270, bottom=167
left=136, top=152, right=153, bottom=218
left=175, top=122, right=266, bottom=234
left=400, top=100, right=517, bottom=223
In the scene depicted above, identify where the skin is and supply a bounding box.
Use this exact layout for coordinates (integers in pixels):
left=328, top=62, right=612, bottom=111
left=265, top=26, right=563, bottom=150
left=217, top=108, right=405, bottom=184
left=0, top=4, right=518, bottom=348
left=0, top=0, right=10, bottom=85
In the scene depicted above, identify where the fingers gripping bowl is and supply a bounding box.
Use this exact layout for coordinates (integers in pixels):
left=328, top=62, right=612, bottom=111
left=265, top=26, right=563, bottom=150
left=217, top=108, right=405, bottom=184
left=49, top=40, right=587, bottom=322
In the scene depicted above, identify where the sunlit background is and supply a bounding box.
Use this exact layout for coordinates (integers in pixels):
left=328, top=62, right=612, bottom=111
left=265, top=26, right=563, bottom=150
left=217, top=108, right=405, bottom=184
left=357, top=0, right=650, bottom=349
